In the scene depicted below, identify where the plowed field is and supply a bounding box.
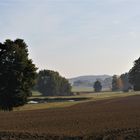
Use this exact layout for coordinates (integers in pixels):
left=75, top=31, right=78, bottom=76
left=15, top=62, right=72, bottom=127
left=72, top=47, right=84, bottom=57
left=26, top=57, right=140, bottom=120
left=0, top=95, right=140, bottom=139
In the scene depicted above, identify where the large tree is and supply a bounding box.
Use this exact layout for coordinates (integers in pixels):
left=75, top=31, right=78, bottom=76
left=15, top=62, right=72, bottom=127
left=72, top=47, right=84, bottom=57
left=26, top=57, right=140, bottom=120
left=129, top=57, right=140, bottom=91
left=0, top=39, right=37, bottom=111
left=93, top=80, right=102, bottom=92
left=36, top=70, right=72, bottom=96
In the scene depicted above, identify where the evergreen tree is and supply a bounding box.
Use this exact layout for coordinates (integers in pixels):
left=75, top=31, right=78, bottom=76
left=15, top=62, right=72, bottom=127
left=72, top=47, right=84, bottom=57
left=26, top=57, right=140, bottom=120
left=129, top=57, right=140, bottom=91
left=93, top=80, right=102, bottom=92
left=0, top=39, right=37, bottom=111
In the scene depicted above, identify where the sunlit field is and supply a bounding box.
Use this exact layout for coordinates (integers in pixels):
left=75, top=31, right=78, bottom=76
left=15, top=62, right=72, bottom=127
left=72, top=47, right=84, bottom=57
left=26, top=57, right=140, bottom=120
left=14, top=91, right=140, bottom=111
left=72, top=86, right=94, bottom=92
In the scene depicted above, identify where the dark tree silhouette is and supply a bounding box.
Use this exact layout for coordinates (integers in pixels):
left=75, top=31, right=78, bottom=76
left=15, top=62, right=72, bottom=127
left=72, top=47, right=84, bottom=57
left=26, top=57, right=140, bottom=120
left=36, top=70, right=72, bottom=96
left=112, top=75, right=119, bottom=91
left=0, top=39, right=37, bottom=111
left=94, top=80, right=102, bottom=92
left=129, top=57, right=140, bottom=91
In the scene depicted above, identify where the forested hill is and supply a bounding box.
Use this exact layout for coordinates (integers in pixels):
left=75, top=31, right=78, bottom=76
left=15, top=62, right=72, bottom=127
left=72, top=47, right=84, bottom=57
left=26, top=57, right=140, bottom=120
left=69, top=75, right=111, bottom=84
left=69, top=75, right=112, bottom=89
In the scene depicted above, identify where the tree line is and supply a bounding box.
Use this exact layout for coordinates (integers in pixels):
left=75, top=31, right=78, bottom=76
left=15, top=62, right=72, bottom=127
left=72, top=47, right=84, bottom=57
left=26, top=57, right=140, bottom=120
left=94, top=58, right=140, bottom=92
left=112, top=59, right=140, bottom=92
left=0, top=38, right=140, bottom=111
left=94, top=73, right=132, bottom=92
left=111, top=73, right=131, bottom=92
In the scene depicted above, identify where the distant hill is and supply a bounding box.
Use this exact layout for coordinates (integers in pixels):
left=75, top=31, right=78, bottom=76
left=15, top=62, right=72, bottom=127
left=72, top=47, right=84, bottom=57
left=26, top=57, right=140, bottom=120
left=69, top=75, right=111, bottom=84
left=69, top=75, right=112, bottom=90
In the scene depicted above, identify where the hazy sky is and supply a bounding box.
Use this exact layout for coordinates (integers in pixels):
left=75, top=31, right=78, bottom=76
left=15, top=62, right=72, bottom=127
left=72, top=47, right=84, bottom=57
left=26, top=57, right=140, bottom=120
left=0, top=0, right=140, bottom=78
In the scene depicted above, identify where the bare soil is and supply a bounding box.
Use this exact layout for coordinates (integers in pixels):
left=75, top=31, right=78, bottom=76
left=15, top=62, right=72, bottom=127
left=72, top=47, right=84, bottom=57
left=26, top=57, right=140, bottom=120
left=0, top=95, right=140, bottom=139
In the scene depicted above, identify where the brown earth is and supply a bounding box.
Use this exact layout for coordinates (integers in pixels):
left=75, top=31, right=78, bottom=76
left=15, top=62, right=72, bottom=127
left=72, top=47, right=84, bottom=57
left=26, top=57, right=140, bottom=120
left=0, top=95, right=140, bottom=139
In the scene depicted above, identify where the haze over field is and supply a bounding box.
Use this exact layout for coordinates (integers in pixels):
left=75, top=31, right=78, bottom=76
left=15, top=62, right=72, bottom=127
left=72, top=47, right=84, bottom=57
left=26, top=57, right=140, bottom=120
left=0, top=0, right=140, bottom=78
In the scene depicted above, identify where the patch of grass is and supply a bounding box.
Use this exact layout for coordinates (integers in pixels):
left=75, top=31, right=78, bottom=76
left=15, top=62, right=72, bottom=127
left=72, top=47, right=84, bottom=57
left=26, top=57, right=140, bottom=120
left=72, top=86, right=94, bottom=92
left=14, top=101, right=79, bottom=111
left=31, top=91, right=42, bottom=96
left=14, top=91, right=140, bottom=111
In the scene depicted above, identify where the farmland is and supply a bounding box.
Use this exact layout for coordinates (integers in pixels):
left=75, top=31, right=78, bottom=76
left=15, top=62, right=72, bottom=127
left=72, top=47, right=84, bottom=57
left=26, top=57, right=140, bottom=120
left=0, top=93, right=140, bottom=139
left=15, top=91, right=137, bottom=111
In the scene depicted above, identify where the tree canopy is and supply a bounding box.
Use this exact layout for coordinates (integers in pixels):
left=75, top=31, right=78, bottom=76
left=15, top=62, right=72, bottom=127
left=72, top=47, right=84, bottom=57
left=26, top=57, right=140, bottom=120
left=36, top=70, right=72, bottom=96
left=93, top=80, right=102, bottom=92
left=120, top=73, right=131, bottom=92
left=112, top=75, right=120, bottom=91
left=129, top=57, right=140, bottom=91
left=0, top=39, right=37, bottom=111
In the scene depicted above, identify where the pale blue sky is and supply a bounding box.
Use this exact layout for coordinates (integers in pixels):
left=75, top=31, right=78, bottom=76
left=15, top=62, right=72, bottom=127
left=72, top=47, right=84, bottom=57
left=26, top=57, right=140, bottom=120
left=0, top=0, right=140, bottom=78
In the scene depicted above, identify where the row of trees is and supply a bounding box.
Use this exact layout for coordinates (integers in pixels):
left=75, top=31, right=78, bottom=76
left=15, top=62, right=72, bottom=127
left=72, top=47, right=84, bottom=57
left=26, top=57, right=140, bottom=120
left=94, top=57, right=140, bottom=92
left=112, top=73, right=131, bottom=92
left=112, top=57, right=140, bottom=92
left=93, top=73, right=131, bottom=92
left=0, top=38, right=140, bottom=111
left=93, top=76, right=129, bottom=93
